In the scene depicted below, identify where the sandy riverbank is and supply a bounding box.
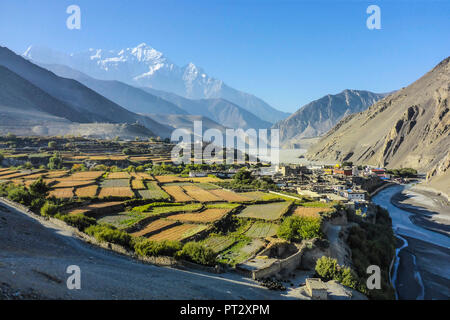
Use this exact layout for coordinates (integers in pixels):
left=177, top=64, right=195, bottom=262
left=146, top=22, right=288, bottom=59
left=391, top=187, right=450, bottom=237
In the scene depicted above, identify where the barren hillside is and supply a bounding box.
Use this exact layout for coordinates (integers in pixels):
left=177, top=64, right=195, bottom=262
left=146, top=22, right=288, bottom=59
left=308, top=57, right=450, bottom=179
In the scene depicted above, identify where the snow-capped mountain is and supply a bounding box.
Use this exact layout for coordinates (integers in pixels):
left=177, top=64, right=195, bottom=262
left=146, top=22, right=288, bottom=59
left=23, top=43, right=290, bottom=123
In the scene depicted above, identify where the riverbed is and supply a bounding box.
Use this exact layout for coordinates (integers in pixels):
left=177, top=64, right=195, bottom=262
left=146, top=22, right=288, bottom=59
left=372, top=184, right=450, bottom=300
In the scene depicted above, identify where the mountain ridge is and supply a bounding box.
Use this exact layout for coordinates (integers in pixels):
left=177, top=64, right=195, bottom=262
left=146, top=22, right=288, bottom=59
left=23, top=43, right=290, bottom=123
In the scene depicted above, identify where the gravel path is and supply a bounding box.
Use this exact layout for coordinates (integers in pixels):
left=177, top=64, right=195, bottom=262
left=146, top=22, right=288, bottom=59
left=0, top=201, right=295, bottom=300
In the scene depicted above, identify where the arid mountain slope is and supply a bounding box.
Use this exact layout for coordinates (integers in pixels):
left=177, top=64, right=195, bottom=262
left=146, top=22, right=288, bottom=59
left=273, top=90, right=386, bottom=147
left=308, top=57, right=450, bottom=174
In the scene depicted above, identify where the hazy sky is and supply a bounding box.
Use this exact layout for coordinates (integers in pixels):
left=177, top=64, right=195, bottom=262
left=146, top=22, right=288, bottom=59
left=1, top=0, right=449, bottom=112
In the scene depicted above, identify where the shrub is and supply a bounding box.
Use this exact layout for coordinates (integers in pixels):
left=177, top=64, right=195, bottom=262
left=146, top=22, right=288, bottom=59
left=85, top=224, right=132, bottom=249
left=277, top=216, right=322, bottom=242
left=176, top=242, right=217, bottom=266
left=40, top=201, right=60, bottom=217
left=315, top=256, right=359, bottom=290
left=134, top=239, right=182, bottom=257
left=7, top=186, right=32, bottom=206
left=29, top=177, right=50, bottom=199
left=315, top=256, right=340, bottom=281
left=55, top=213, right=96, bottom=231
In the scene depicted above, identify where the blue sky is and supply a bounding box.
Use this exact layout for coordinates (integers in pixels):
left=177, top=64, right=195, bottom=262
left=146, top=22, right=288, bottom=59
left=0, top=0, right=449, bottom=113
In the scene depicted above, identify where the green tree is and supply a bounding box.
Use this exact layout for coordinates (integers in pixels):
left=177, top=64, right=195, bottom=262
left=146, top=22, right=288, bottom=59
left=48, top=152, right=62, bottom=169
left=277, top=216, right=322, bottom=242
left=29, top=177, right=50, bottom=199
left=40, top=201, right=60, bottom=217
left=48, top=141, right=57, bottom=149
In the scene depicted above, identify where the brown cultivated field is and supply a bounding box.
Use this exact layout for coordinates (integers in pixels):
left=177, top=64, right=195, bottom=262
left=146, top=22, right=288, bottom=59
left=155, top=175, right=188, bottom=183
left=107, top=172, right=131, bottom=179
left=162, top=185, right=194, bottom=202
left=208, top=189, right=252, bottom=202
left=166, top=208, right=230, bottom=223
left=69, top=171, right=105, bottom=180
left=75, top=185, right=99, bottom=198
left=98, top=187, right=135, bottom=198
left=148, top=224, right=208, bottom=241
left=131, top=220, right=177, bottom=237
left=65, top=201, right=123, bottom=215
left=45, top=171, right=69, bottom=178
left=130, top=172, right=154, bottom=180
left=48, top=187, right=74, bottom=199
left=53, top=180, right=96, bottom=188
left=22, top=173, right=47, bottom=180
left=131, top=178, right=146, bottom=190
left=292, top=206, right=332, bottom=218
left=182, top=185, right=222, bottom=202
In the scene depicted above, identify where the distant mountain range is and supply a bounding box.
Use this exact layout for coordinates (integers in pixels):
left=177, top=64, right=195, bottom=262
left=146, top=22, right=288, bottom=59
left=23, top=43, right=290, bottom=123
left=38, top=63, right=270, bottom=130
left=307, top=56, right=450, bottom=195
left=273, top=90, right=387, bottom=148
left=0, top=46, right=171, bottom=138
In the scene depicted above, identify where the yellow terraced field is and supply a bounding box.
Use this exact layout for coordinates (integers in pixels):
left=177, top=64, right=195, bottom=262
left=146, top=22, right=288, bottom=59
left=167, top=208, right=230, bottom=223
left=148, top=224, right=207, bottom=241
left=182, top=185, right=222, bottom=202
left=155, top=175, right=188, bottom=183
left=131, top=220, right=177, bottom=237
left=98, top=187, right=135, bottom=198
left=292, top=206, right=332, bottom=218
left=107, top=172, right=131, bottom=179
left=48, top=187, right=74, bottom=199
left=208, top=189, right=252, bottom=202
left=130, top=172, right=154, bottom=180
left=45, top=171, right=69, bottom=178
left=131, top=178, right=146, bottom=190
left=162, top=185, right=194, bottom=202
left=69, top=171, right=104, bottom=180
left=52, top=180, right=96, bottom=188
left=75, top=185, right=99, bottom=198
left=65, top=201, right=123, bottom=215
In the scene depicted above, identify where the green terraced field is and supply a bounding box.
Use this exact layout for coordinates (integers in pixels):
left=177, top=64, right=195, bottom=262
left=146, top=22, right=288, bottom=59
left=245, top=222, right=279, bottom=238
left=237, top=201, right=292, bottom=220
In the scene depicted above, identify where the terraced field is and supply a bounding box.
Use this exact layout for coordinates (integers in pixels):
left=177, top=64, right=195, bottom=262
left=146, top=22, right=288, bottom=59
left=53, top=180, right=96, bottom=188
left=142, top=181, right=170, bottom=200
left=148, top=224, right=208, bottom=241
left=209, top=189, right=252, bottom=202
left=75, top=185, right=99, bottom=198
left=162, top=185, right=194, bottom=202
left=155, top=175, right=188, bottom=183
left=245, top=222, right=279, bottom=238
left=98, top=187, right=135, bottom=198
left=237, top=201, right=292, bottom=220
left=182, top=185, right=222, bottom=202
left=131, top=219, right=177, bottom=237
left=131, top=178, right=146, bottom=190
left=101, top=179, right=130, bottom=188
left=292, top=206, right=332, bottom=218
left=48, top=187, right=74, bottom=199
left=107, top=172, right=131, bottom=179
left=203, top=236, right=236, bottom=253
left=166, top=208, right=230, bottom=223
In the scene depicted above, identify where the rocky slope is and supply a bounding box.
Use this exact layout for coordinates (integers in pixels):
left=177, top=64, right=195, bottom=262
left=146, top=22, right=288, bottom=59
left=273, top=90, right=386, bottom=148
left=308, top=57, right=450, bottom=177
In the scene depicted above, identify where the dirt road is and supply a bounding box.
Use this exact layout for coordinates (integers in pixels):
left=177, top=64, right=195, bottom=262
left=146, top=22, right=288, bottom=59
left=0, top=200, right=295, bottom=300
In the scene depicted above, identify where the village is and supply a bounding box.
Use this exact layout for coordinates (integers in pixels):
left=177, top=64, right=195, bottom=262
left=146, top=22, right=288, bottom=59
left=0, top=135, right=406, bottom=300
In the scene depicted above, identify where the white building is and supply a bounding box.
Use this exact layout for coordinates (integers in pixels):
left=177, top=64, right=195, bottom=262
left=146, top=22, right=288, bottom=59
left=343, top=190, right=365, bottom=201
